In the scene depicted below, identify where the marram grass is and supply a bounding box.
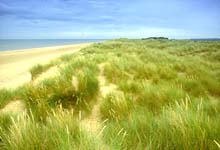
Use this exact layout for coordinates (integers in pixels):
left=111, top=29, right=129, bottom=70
left=0, top=39, right=220, bottom=149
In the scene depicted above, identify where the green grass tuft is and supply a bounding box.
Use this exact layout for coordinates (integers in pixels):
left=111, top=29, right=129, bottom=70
left=1, top=39, right=220, bottom=149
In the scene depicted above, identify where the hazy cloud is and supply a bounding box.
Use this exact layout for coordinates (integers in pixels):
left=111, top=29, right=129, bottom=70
left=0, top=0, right=219, bottom=38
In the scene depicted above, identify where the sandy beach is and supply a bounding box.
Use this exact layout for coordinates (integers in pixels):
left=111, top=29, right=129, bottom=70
left=0, top=43, right=92, bottom=89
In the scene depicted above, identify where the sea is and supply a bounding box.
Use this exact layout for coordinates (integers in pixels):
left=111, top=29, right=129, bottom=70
left=0, top=39, right=105, bottom=51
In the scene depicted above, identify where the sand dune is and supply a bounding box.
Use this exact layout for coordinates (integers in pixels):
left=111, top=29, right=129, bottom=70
left=0, top=43, right=92, bottom=89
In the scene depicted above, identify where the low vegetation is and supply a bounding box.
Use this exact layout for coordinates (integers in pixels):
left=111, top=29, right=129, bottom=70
left=0, top=109, right=98, bottom=150
left=0, top=39, right=220, bottom=149
left=30, top=63, right=53, bottom=80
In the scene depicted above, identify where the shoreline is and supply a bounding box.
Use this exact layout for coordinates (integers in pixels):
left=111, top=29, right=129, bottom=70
left=0, top=39, right=105, bottom=52
left=0, top=42, right=94, bottom=53
left=0, top=42, right=93, bottom=89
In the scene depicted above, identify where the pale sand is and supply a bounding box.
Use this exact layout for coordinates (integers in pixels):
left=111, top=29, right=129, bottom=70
left=0, top=43, right=92, bottom=89
left=0, top=100, right=25, bottom=114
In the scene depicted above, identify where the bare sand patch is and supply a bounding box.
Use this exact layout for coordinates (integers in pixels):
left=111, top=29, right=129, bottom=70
left=0, top=100, right=25, bottom=114
left=0, top=43, right=92, bottom=89
left=72, top=76, right=79, bottom=90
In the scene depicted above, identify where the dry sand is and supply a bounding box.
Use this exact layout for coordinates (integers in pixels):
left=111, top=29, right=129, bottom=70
left=0, top=43, right=92, bottom=89
left=0, top=100, right=25, bottom=114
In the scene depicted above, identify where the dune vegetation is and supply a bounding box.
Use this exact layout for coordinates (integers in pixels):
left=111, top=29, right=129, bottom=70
left=0, top=39, right=220, bottom=149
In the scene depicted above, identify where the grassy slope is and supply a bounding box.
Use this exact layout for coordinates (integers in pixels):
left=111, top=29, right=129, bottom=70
left=0, top=39, right=220, bottom=149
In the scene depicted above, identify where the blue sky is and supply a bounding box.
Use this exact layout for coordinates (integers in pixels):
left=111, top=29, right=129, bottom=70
left=0, top=0, right=219, bottom=39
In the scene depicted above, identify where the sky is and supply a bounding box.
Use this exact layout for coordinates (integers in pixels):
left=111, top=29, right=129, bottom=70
left=0, top=0, right=220, bottom=39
